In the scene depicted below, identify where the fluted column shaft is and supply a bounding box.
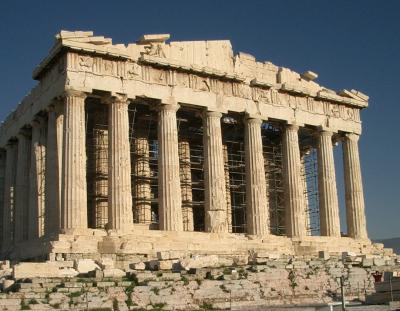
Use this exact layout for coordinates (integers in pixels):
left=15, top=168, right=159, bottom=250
left=223, top=144, right=232, bottom=232
left=179, top=140, right=194, bottom=231
left=107, top=95, right=133, bottom=231
left=15, top=131, right=31, bottom=242
left=343, top=133, right=368, bottom=239
left=158, top=102, right=183, bottom=231
left=45, top=106, right=61, bottom=235
left=282, top=124, right=306, bottom=237
left=56, top=104, right=64, bottom=220
left=61, top=90, right=87, bottom=229
left=317, top=130, right=341, bottom=237
left=133, top=133, right=151, bottom=224
left=2, top=143, right=17, bottom=249
left=203, top=111, right=228, bottom=233
left=0, top=151, right=5, bottom=245
left=244, top=117, right=269, bottom=235
left=30, top=120, right=47, bottom=239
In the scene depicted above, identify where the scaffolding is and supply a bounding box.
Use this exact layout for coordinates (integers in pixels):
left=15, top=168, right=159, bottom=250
left=222, top=115, right=246, bottom=234
left=128, top=102, right=159, bottom=226
left=262, top=121, right=285, bottom=235
left=86, top=100, right=108, bottom=229
left=300, top=128, right=320, bottom=236
left=83, top=99, right=320, bottom=235
left=177, top=109, right=205, bottom=232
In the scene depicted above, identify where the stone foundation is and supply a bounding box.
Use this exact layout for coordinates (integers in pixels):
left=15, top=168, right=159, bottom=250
left=0, top=250, right=399, bottom=310
left=4, top=228, right=395, bottom=263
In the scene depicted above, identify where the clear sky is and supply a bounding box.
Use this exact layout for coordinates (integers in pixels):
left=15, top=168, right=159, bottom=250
left=0, top=1, right=398, bottom=239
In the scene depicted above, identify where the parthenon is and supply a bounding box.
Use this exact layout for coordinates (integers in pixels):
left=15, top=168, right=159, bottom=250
left=0, top=30, right=373, bottom=260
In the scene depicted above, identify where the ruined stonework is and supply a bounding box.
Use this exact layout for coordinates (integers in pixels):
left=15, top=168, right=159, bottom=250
left=0, top=30, right=398, bottom=308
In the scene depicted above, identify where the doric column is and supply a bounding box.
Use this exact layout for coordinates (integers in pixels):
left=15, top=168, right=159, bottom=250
left=0, top=150, right=5, bottom=245
left=343, top=133, right=368, bottom=239
left=158, top=101, right=183, bottom=231
left=133, top=131, right=152, bottom=224
left=179, top=140, right=194, bottom=231
left=94, top=128, right=108, bottom=228
left=61, top=90, right=87, bottom=230
left=223, top=144, right=232, bottom=232
left=203, top=111, right=228, bottom=233
left=15, top=130, right=31, bottom=242
left=56, top=103, right=64, bottom=218
left=301, top=154, right=311, bottom=235
left=45, top=106, right=60, bottom=235
left=29, top=118, right=47, bottom=239
left=282, top=124, right=306, bottom=237
left=2, top=142, right=17, bottom=249
left=244, top=116, right=269, bottom=235
left=317, top=130, right=341, bottom=237
left=107, top=94, right=133, bottom=231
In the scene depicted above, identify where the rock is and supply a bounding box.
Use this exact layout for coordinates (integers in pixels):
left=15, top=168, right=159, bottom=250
left=103, top=268, right=126, bottom=278
left=1, top=260, right=10, bottom=270
left=2, top=279, right=14, bottom=291
left=97, top=258, right=114, bottom=269
left=133, top=262, right=146, bottom=270
left=75, top=259, right=100, bottom=274
left=362, top=258, right=373, bottom=267
left=59, top=268, right=79, bottom=278
left=319, top=251, right=330, bottom=260
left=13, top=262, right=60, bottom=279
left=180, top=255, right=220, bottom=270
left=373, top=257, right=386, bottom=267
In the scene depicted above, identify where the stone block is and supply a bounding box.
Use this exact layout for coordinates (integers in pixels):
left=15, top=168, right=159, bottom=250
left=362, top=258, right=373, bottom=267
left=319, top=251, right=330, bottom=260
left=132, top=262, right=145, bottom=270
left=103, top=268, right=126, bottom=278
left=74, top=259, right=100, bottom=274
left=373, top=257, right=386, bottom=266
left=97, top=258, right=114, bottom=269
left=13, top=262, right=60, bottom=279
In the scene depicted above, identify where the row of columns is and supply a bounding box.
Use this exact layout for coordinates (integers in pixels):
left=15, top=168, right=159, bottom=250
left=1, top=90, right=368, bottom=248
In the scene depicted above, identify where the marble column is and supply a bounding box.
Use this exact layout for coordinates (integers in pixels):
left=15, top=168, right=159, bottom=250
left=15, top=130, right=31, bottom=242
left=94, top=128, right=108, bottom=228
left=223, top=144, right=232, bottom=233
left=282, top=124, right=306, bottom=237
left=203, top=111, right=228, bottom=233
left=244, top=116, right=269, bottom=235
left=133, top=132, right=152, bottom=224
left=158, top=102, right=183, bottom=231
left=179, top=140, right=194, bottom=231
left=56, top=103, right=64, bottom=220
left=45, top=106, right=60, bottom=235
left=301, top=154, right=311, bottom=235
left=61, top=90, right=87, bottom=230
left=317, top=130, right=341, bottom=237
left=343, top=133, right=368, bottom=239
left=2, top=142, right=17, bottom=249
left=29, top=118, right=47, bottom=239
left=107, top=94, right=133, bottom=231
left=0, top=150, right=5, bottom=245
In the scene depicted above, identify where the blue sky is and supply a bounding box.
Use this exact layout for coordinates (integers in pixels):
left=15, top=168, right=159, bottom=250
left=0, top=1, right=398, bottom=239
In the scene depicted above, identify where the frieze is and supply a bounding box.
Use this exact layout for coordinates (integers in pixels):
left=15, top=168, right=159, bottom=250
left=64, top=52, right=361, bottom=123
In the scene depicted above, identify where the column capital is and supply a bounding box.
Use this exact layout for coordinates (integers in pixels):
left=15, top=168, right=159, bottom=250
left=203, top=110, right=222, bottom=118
left=17, top=128, right=31, bottom=139
left=158, top=103, right=180, bottom=112
left=286, top=123, right=300, bottom=131
left=5, top=139, right=17, bottom=148
left=31, top=116, right=46, bottom=128
left=318, top=129, right=334, bottom=137
left=344, top=132, right=360, bottom=142
left=244, top=115, right=263, bottom=125
left=63, top=89, right=87, bottom=99
left=102, top=93, right=129, bottom=105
